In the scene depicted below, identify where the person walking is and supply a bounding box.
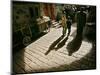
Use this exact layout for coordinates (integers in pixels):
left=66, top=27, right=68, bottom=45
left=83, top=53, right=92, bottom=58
left=66, top=7, right=86, bottom=56
left=67, top=16, right=72, bottom=36
left=61, top=12, right=67, bottom=36
left=76, top=7, right=86, bottom=36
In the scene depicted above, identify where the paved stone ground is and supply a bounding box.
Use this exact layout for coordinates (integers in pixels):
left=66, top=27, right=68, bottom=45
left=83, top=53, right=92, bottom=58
left=13, top=23, right=96, bottom=74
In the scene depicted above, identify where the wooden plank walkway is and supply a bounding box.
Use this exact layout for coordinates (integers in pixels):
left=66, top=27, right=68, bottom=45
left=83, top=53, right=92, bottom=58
left=13, top=25, right=96, bottom=74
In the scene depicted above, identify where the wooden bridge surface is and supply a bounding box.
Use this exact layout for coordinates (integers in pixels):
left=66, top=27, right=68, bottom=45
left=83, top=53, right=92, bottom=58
left=13, top=25, right=96, bottom=74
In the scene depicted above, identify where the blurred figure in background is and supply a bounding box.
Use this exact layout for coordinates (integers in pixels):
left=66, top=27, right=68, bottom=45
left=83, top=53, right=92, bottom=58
left=67, top=16, right=72, bottom=37
left=66, top=7, right=86, bottom=56
left=76, top=7, right=86, bottom=35
left=61, top=11, right=67, bottom=36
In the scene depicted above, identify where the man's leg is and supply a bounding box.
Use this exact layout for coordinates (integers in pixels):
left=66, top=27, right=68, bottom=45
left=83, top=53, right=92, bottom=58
left=64, top=27, right=67, bottom=35
left=62, top=27, right=64, bottom=36
left=67, top=28, right=71, bottom=36
left=63, top=27, right=66, bottom=36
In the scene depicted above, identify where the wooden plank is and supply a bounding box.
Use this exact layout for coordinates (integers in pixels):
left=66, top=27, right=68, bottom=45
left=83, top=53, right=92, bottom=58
left=27, top=44, right=65, bottom=67
left=21, top=50, right=51, bottom=71
left=58, top=45, right=94, bottom=63
left=26, top=49, right=59, bottom=67
left=13, top=62, right=25, bottom=74
left=27, top=39, right=77, bottom=62
left=28, top=42, right=77, bottom=65
left=26, top=47, right=60, bottom=67
left=13, top=26, right=94, bottom=73
left=15, top=52, right=42, bottom=72
left=26, top=43, right=68, bottom=66
left=14, top=55, right=33, bottom=73
left=58, top=41, right=93, bottom=61
left=31, top=28, right=62, bottom=45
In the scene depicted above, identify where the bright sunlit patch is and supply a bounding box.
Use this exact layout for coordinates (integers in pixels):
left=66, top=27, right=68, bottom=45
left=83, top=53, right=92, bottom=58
left=23, top=27, right=93, bottom=72
left=72, top=41, right=92, bottom=60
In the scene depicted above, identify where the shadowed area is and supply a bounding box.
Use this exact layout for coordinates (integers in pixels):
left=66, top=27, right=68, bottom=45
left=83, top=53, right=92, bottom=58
left=13, top=26, right=96, bottom=74
left=45, top=35, right=64, bottom=55
left=13, top=43, right=95, bottom=74
left=13, top=32, right=47, bottom=54
left=83, top=23, right=96, bottom=44
left=66, top=35, right=82, bottom=56
left=45, top=45, right=96, bottom=72
left=55, top=36, right=68, bottom=51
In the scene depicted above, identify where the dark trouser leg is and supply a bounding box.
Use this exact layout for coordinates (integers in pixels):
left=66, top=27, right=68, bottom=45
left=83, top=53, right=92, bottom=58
left=67, top=28, right=71, bottom=36
left=62, top=27, right=65, bottom=36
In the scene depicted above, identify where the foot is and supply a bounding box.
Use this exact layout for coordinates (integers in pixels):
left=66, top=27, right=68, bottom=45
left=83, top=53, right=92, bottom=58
left=68, top=52, right=72, bottom=56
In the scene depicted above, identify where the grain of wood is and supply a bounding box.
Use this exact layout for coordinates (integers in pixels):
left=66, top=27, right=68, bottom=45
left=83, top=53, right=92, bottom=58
left=13, top=26, right=94, bottom=73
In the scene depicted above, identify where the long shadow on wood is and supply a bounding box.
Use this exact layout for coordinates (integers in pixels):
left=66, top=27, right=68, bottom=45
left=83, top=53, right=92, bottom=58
left=15, top=42, right=96, bottom=74
left=55, top=36, right=68, bottom=51
left=66, top=34, right=82, bottom=56
left=45, top=35, right=64, bottom=55
left=47, top=44, right=96, bottom=72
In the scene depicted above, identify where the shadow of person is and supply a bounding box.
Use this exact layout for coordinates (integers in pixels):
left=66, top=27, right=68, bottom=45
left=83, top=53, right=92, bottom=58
left=45, top=35, right=64, bottom=55
left=55, top=36, right=68, bottom=51
left=68, top=43, right=96, bottom=70
left=66, top=34, right=82, bottom=56
left=44, top=43, right=96, bottom=72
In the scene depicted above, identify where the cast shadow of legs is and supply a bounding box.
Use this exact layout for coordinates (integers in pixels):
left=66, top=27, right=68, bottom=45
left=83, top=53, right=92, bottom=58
left=66, top=34, right=82, bottom=56
left=45, top=35, right=64, bottom=55
left=50, top=44, right=96, bottom=71
left=55, top=36, right=68, bottom=51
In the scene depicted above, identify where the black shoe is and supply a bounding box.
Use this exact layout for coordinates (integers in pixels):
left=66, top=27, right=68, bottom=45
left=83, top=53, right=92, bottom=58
left=68, top=52, right=72, bottom=56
